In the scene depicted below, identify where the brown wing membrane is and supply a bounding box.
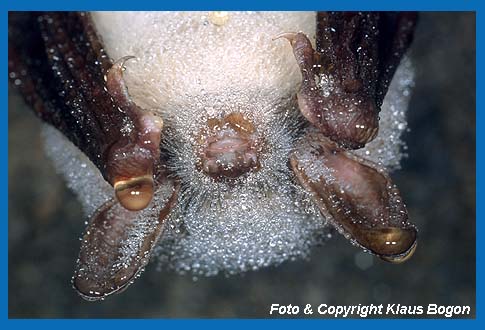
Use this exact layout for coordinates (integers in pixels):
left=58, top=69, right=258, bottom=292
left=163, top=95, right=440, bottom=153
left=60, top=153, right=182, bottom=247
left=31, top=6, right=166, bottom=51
left=280, top=12, right=417, bottom=149
left=290, top=133, right=417, bottom=263
left=9, top=12, right=165, bottom=211
left=73, top=180, right=179, bottom=301
left=316, top=12, right=417, bottom=107
left=8, top=12, right=117, bottom=173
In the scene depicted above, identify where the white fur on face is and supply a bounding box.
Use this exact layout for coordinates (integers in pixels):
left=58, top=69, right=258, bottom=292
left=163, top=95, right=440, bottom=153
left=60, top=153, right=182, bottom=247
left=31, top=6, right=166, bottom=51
left=43, top=12, right=414, bottom=276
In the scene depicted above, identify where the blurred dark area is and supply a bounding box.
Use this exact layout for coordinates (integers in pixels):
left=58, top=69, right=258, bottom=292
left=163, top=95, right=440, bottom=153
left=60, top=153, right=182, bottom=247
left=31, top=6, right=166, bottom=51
left=8, top=12, right=475, bottom=318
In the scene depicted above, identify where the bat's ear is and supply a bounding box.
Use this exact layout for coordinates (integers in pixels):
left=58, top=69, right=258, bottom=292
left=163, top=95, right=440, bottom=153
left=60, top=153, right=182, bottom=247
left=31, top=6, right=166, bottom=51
left=72, top=180, right=179, bottom=301
left=290, top=133, right=417, bottom=263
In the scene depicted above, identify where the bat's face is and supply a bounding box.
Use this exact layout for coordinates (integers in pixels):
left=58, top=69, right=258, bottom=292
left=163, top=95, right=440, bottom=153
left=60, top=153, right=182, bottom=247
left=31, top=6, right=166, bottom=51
left=9, top=11, right=418, bottom=301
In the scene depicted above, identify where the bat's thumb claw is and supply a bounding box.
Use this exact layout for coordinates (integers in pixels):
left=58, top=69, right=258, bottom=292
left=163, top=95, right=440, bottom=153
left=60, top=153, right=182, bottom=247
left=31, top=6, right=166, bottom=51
left=272, top=32, right=299, bottom=44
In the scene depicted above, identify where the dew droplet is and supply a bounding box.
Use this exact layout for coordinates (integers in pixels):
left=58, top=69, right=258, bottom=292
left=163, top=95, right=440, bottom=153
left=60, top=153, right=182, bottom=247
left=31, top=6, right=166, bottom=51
left=114, top=175, right=154, bottom=211
left=208, top=11, right=229, bottom=26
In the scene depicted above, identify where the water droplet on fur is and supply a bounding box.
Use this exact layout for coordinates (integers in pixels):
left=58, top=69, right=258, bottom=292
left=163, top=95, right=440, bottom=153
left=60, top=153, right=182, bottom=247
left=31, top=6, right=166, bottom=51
left=114, top=175, right=154, bottom=211
left=208, top=11, right=230, bottom=26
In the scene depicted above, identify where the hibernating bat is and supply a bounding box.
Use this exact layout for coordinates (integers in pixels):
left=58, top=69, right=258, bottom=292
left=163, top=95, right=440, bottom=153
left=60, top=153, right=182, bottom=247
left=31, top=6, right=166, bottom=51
left=8, top=11, right=418, bottom=301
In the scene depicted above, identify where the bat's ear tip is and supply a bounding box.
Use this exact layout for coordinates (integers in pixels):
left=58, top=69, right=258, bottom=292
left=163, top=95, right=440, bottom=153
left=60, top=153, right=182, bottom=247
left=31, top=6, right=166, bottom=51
left=378, top=231, right=418, bottom=264
left=71, top=273, right=108, bottom=302
left=72, top=265, right=140, bottom=301
left=355, top=226, right=418, bottom=264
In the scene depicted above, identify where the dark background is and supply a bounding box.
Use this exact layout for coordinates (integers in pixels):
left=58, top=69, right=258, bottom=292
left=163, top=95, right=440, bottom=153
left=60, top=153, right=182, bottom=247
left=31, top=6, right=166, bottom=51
left=8, top=12, right=476, bottom=318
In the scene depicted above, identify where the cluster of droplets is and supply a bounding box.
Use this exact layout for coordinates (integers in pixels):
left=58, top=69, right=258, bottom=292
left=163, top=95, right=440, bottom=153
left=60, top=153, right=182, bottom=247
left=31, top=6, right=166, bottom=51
left=292, top=136, right=337, bottom=184
left=115, top=183, right=174, bottom=270
left=41, top=12, right=414, bottom=277
left=354, top=57, right=415, bottom=169
left=43, top=124, right=174, bottom=276
left=154, top=89, right=330, bottom=276
left=42, top=125, right=112, bottom=217
left=315, top=72, right=336, bottom=98
left=91, top=12, right=316, bottom=111
left=72, top=180, right=175, bottom=301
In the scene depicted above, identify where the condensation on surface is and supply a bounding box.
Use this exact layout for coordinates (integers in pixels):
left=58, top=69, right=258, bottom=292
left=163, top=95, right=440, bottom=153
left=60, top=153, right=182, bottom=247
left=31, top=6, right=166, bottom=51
left=355, top=57, right=415, bottom=169
left=43, top=12, right=414, bottom=277
left=91, top=12, right=316, bottom=112
left=42, top=125, right=112, bottom=218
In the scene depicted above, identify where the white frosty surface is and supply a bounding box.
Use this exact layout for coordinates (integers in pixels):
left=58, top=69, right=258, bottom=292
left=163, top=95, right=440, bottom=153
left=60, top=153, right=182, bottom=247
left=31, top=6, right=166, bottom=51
left=42, top=125, right=112, bottom=218
left=355, top=57, right=415, bottom=169
left=91, top=12, right=316, bottom=112
left=43, top=12, right=414, bottom=276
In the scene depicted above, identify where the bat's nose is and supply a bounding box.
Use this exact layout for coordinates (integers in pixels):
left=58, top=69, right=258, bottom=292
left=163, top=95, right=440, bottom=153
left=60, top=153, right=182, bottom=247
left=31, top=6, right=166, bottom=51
left=196, top=112, right=262, bottom=179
